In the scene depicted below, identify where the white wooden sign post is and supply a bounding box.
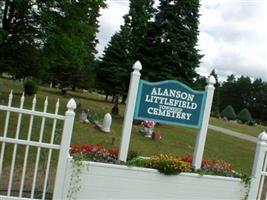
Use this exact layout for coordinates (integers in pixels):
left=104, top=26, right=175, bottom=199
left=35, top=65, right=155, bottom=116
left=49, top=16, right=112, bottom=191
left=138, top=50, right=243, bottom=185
left=118, top=61, right=215, bottom=169
left=119, top=61, right=142, bottom=161
left=192, top=76, right=216, bottom=169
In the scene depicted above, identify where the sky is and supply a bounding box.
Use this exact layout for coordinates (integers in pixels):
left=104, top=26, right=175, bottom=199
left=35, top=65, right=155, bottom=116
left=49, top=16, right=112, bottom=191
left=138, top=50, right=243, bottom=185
left=96, top=0, right=267, bottom=82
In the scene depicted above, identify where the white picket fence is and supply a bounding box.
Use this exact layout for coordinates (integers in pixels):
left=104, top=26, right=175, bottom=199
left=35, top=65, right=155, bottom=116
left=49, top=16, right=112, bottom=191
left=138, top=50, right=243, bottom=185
left=248, top=130, right=267, bottom=199
left=0, top=89, right=267, bottom=200
left=0, top=91, right=76, bottom=200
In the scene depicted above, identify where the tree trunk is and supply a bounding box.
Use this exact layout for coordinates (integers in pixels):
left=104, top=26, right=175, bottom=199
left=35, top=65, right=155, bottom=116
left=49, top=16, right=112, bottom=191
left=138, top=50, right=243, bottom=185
left=121, top=95, right=127, bottom=104
left=105, top=94, right=109, bottom=102
left=71, top=85, right=76, bottom=91
left=61, top=88, right=67, bottom=95
left=3, top=0, right=13, bottom=32
left=111, top=95, right=115, bottom=103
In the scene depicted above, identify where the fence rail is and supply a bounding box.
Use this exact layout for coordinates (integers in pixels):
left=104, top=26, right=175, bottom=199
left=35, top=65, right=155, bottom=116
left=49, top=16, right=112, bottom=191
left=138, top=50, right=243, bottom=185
left=248, top=131, right=267, bottom=200
left=0, top=91, right=76, bottom=200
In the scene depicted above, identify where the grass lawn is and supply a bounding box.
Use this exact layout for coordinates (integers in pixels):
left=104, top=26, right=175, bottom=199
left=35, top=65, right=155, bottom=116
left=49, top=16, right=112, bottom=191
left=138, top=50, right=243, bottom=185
left=209, top=117, right=267, bottom=137
left=0, top=78, right=257, bottom=175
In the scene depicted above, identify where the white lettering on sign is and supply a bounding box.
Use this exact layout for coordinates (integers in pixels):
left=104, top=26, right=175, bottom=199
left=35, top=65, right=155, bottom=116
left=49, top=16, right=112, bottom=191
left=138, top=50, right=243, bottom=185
left=151, top=88, right=195, bottom=101
left=147, top=107, right=192, bottom=120
left=145, top=95, right=197, bottom=110
left=145, top=87, right=199, bottom=121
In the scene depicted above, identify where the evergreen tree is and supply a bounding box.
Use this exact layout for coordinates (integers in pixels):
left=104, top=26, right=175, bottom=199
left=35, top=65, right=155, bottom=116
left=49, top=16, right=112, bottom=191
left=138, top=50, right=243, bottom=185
left=40, top=0, right=105, bottom=91
left=249, top=79, right=267, bottom=122
left=192, top=75, right=206, bottom=90
left=220, top=76, right=267, bottom=123
left=96, top=27, right=131, bottom=99
left=141, top=0, right=202, bottom=84
left=0, top=0, right=42, bottom=78
left=221, top=105, right=237, bottom=121
left=220, top=75, right=238, bottom=112
left=125, top=0, right=155, bottom=62
left=237, top=108, right=253, bottom=123
left=220, top=75, right=252, bottom=113
left=97, top=0, right=154, bottom=99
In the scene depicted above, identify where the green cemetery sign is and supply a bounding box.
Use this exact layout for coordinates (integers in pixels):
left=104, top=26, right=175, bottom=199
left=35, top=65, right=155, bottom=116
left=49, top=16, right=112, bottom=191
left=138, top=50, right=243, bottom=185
left=134, top=80, right=207, bottom=128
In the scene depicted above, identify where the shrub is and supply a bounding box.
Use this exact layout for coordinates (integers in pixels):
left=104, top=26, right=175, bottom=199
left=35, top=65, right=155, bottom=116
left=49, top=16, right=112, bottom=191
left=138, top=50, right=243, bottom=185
left=248, top=121, right=255, bottom=126
left=23, top=79, right=38, bottom=95
left=237, top=108, right=253, bottom=123
left=220, top=105, right=237, bottom=120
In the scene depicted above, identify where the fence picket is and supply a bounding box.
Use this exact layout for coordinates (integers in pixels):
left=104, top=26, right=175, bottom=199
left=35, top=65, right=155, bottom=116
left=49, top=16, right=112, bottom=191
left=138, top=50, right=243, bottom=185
left=258, top=152, right=267, bottom=199
left=19, top=95, right=37, bottom=197
left=0, top=93, right=75, bottom=200
left=31, top=97, right=48, bottom=198
left=0, top=90, right=13, bottom=177
left=53, top=98, right=76, bottom=199
left=42, top=99, right=60, bottom=199
left=248, top=131, right=267, bottom=199
left=8, top=93, right=25, bottom=196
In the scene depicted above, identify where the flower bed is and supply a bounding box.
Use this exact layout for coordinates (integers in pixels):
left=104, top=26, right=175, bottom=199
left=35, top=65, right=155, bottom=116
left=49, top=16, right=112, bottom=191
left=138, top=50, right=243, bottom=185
left=63, top=145, right=248, bottom=199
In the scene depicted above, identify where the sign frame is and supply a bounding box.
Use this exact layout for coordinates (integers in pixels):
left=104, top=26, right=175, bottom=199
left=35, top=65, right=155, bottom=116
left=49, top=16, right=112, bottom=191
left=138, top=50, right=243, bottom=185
left=134, top=80, right=207, bottom=129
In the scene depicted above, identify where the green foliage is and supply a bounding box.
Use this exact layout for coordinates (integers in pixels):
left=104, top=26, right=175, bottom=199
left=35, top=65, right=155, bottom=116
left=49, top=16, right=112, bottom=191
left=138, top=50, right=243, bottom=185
left=98, top=0, right=202, bottom=96
left=125, top=0, right=155, bottom=62
left=0, top=0, right=105, bottom=87
left=220, top=76, right=267, bottom=123
left=0, top=29, right=6, bottom=45
left=87, top=109, right=101, bottom=124
left=220, top=75, right=251, bottom=115
left=96, top=30, right=131, bottom=96
left=221, top=105, right=237, bottom=120
left=67, top=154, right=84, bottom=200
left=127, top=156, right=150, bottom=167
left=97, top=0, right=154, bottom=96
left=238, top=108, right=253, bottom=123
left=140, top=0, right=202, bottom=84
left=23, top=79, right=38, bottom=95
left=0, top=1, right=43, bottom=78
left=41, top=0, right=106, bottom=89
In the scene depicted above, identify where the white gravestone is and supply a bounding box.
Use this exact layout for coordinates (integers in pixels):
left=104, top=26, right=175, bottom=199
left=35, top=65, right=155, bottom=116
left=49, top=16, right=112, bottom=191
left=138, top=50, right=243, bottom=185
left=102, top=113, right=112, bottom=133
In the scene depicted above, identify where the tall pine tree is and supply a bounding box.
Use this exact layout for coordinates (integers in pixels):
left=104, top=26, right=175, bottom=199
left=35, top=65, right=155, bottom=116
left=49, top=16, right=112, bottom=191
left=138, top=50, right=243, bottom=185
left=97, top=0, right=155, bottom=99
left=96, top=26, right=131, bottom=99
left=40, top=0, right=105, bottom=90
left=125, top=0, right=155, bottom=62
left=0, top=0, right=42, bottom=78
left=141, top=0, right=202, bottom=84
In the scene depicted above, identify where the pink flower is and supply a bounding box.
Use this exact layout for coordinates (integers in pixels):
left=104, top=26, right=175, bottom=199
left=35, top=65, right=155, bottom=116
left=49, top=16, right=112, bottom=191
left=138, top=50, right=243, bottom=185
left=143, top=120, right=156, bottom=128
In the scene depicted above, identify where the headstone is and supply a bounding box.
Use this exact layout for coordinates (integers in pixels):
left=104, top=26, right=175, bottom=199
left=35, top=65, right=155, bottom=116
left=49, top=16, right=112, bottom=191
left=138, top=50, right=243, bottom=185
left=111, top=95, right=119, bottom=117
left=79, top=109, right=89, bottom=123
left=152, top=132, right=162, bottom=141
left=102, top=113, right=112, bottom=133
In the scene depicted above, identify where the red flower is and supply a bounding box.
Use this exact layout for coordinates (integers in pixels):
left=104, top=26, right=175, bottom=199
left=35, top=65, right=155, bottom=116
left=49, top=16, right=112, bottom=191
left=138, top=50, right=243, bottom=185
left=70, top=144, right=119, bottom=158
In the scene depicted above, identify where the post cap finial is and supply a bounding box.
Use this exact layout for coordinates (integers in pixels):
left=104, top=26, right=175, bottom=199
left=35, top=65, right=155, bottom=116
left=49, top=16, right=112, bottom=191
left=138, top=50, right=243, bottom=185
left=133, top=61, right=142, bottom=71
left=258, top=131, right=267, bottom=142
left=207, top=75, right=216, bottom=85
left=67, top=98, right=76, bottom=110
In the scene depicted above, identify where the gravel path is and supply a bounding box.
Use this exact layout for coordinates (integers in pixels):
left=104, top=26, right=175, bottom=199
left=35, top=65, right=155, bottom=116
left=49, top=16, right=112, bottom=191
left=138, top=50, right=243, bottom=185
left=208, top=124, right=258, bottom=143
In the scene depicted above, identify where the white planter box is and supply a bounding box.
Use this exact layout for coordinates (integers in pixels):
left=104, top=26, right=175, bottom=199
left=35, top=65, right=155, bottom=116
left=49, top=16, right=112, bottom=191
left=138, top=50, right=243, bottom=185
left=63, top=158, right=247, bottom=200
